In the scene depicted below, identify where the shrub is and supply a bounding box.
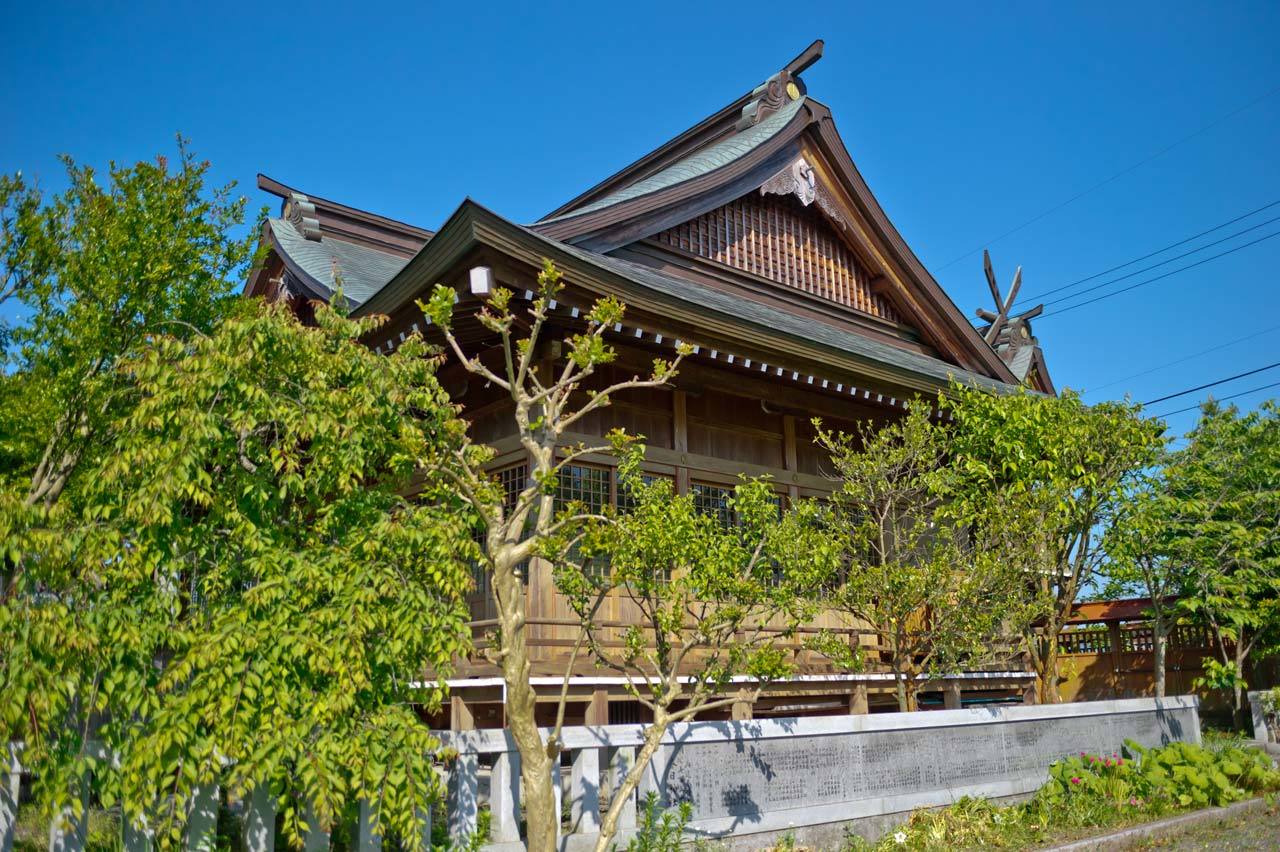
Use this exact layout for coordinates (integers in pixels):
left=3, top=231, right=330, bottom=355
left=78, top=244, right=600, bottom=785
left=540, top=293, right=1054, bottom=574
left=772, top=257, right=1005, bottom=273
left=852, top=740, right=1280, bottom=850
left=627, top=793, right=692, bottom=852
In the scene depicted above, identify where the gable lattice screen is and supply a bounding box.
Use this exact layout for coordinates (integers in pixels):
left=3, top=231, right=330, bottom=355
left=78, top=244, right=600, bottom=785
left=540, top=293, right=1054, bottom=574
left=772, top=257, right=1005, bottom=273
left=655, top=193, right=901, bottom=323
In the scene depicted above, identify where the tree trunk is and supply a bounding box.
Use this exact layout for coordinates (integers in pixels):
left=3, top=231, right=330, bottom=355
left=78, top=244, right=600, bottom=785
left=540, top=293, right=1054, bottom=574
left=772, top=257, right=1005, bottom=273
left=594, top=722, right=667, bottom=852
left=1036, top=631, right=1062, bottom=704
left=492, top=552, right=558, bottom=852
left=1152, top=622, right=1167, bottom=699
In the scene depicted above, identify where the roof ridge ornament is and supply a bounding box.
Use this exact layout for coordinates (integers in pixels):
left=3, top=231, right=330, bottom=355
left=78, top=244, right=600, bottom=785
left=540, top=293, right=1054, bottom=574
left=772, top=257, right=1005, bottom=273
left=284, top=192, right=322, bottom=242
left=735, top=39, right=823, bottom=131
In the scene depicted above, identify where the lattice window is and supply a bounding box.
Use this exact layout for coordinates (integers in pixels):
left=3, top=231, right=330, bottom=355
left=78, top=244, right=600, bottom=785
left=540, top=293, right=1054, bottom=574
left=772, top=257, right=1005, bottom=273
left=554, top=464, right=610, bottom=514
left=654, top=193, right=901, bottom=322
left=555, top=464, right=610, bottom=575
left=499, top=464, right=527, bottom=510
left=1120, top=624, right=1155, bottom=653
left=1059, top=625, right=1113, bottom=655
left=1174, top=624, right=1212, bottom=650
left=691, top=482, right=735, bottom=527
left=472, top=463, right=530, bottom=594
left=616, top=473, right=671, bottom=514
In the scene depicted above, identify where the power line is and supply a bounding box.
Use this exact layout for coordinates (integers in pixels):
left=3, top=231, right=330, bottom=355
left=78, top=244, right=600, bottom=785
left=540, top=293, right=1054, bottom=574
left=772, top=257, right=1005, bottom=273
left=1149, top=380, right=1280, bottom=419
left=1085, top=323, right=1280, bottom=394
left=1040, top=213, right=1280, bottom=308
left=1039, top=229, right=1280, bottom=319
left=1025, top=199, right=1280, bottom=302
left=1141, top=362, right=1280, bottom=405
left=934, top=83, right=1280, bottom=273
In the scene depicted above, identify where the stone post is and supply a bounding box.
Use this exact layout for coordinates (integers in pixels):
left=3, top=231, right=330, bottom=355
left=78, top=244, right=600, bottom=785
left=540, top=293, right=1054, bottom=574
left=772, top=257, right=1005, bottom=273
left=570, top=748, right=601, bottom=835
left=1, top=745, right=19, bottom=852
left=604, top=746, right=637, bottom=831
left=489, top=751, right=522, bottom=843
left=302, top=802, right=328, bottom=852
left=185, top=785, right=219, bottom=852
left=355, top=799, right=381, bottom=852
left=242, top=785, right=275, bottom=852
left=447, top=752, right=478, bottom=845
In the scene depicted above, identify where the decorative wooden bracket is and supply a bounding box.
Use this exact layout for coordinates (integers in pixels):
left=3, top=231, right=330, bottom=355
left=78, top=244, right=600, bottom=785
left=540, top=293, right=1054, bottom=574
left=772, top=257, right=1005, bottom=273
left=759, top=156, right=853, bottom=233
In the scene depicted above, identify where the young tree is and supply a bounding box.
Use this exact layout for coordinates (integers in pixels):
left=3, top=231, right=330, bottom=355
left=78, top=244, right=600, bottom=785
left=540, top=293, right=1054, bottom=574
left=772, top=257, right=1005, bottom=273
left=1168, top=400, right=1280, bottom=716
left=0, top=142, right=257, bottom=511
left=814, top=403, right=1035, bottom=712
left=943, top=384, right=1164, bottom=703
left=555, top=446, right=839, bottom=852
left=1, top=301, right=476, bottom=847
left=419, top=262, right=688, bottom=852
left=1101, top=467, right=1186, bottom=698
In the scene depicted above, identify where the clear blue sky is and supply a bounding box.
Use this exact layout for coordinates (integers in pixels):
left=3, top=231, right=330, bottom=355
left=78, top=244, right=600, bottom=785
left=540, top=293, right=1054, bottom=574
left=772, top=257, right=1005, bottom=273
left=3, top=1, right=1278, bottom=438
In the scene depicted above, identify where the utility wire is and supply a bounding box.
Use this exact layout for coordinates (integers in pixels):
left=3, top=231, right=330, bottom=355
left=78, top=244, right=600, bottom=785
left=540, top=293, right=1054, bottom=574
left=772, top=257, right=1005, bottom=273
left=1025, top=199, right=1280, bottom=302
left=1085, top=324, right=1280, bottom=394
left=934, top=83, right=1280, bottom=273
left=1039, top=229, right=1280, bottom=319
left=1149, top=380, right=1280, bottom=419
left=1141, top=362, right=1280, bottom=406
left=1039, top=213, right=1280, bottom=307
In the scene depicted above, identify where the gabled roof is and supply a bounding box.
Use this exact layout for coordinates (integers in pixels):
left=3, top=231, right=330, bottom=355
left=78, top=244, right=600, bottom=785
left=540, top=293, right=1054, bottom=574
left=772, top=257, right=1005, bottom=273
left=354, top=198, right=1021, bottom=396
left=255, top=42, right=1050, bottom=392
left=538, top=97, right=807, bottom=224
left=265, top=217, right=410, bottom=305
left=248, top=175, right=431, bottom=306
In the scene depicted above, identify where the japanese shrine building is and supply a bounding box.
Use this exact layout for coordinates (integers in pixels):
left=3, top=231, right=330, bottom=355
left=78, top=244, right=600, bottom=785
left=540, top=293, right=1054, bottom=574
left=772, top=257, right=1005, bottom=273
left=245, top=41, right=1053, bottom=727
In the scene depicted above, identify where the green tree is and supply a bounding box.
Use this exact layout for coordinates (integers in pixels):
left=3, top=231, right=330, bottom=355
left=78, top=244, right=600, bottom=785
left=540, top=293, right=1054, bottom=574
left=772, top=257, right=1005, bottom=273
left=1, top=301, right=476, bottom=848
left=942, top=384, right=1164, bottom=703
left=556, top=446, right=839, bottom=852
left=420, top=262, right=687, bottom=852
left=814, top=402, right=1036, bottom=712
left=0, top=142, right=258, bottom=512
left=1101, top=467, right=1186, bottom=698
left=1169, top=400, right=1280, bottom=715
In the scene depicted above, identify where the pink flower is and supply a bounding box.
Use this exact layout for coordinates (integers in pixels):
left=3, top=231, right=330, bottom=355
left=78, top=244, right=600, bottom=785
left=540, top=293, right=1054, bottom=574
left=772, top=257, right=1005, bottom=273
left=1070, top=776, right=1081, bottom=785
left=1128, top=797, right=1138, bottom=806
left=1117, top=758, right=1125, bottom=766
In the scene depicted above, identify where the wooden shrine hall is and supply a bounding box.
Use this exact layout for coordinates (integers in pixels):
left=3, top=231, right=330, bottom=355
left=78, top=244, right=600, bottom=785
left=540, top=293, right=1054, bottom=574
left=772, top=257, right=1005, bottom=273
left=244, top=41, right=1053, bottom=728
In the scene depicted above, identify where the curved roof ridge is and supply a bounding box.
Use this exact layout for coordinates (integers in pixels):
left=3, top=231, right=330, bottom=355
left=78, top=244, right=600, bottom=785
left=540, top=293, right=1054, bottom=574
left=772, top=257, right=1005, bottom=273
left=537, top=98, right=807, bottom=225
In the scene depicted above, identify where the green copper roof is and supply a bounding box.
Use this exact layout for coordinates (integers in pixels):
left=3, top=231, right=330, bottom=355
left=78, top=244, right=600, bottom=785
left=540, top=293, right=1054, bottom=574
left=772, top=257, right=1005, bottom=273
left=268, top=218, right=409, bottom=306
left=539, top=97, right=807, bottom=223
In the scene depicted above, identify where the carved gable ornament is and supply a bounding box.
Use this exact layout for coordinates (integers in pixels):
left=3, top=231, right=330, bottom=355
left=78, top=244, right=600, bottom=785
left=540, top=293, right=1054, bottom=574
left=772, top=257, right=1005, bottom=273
left=759, top=157, right=852, bottom=233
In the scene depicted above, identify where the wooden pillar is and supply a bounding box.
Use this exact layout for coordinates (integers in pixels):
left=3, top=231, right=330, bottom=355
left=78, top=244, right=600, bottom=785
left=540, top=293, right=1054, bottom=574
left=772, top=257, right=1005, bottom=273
left=672, top=389, right=689, bottom=495
left=450, top=695, right=475, bottom=731
left=849, top=683, right=869, bottom=715
left=782, top=414, right=800, bottom=502
left=731, top=689, right=753, bottom=721
left=943, top=680, right=962, bottom=710
left=585, top=688, right=609, bottom=726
